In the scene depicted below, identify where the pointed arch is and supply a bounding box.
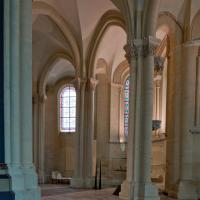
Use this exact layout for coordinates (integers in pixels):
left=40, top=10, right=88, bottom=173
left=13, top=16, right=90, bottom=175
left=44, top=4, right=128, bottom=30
left=32, top=1, right=82, bottom=77
left=86, top=10, right=126, bottom=78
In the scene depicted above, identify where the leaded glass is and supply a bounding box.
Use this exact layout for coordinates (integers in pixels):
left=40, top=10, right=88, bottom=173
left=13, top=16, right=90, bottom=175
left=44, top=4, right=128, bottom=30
left=60, top=85, right=76, bottom=132
left=124, top=77, right=130, bottom=137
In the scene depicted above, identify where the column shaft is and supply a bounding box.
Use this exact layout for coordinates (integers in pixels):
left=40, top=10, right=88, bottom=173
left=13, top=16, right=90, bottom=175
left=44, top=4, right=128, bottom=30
left=10, top=0, right=21, bottom=166
left=129, top=38, right=160, bottom=200
left=38, top=98, right=46, bottom=183
left=85, top=78, right=98, bottom=186
left=71, top=78, right=85, bottom=187
left=0, top=0, right=4, bottom=164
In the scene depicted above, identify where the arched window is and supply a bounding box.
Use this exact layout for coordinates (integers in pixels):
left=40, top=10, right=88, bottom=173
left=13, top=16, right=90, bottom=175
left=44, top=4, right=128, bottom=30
left=124, top=77, right=130, bottom=137
left=59, top=85, right=76, bottom=132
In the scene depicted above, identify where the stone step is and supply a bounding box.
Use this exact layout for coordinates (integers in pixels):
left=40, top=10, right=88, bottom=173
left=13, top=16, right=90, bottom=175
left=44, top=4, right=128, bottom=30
left=0, top=175, right=11, bottom=192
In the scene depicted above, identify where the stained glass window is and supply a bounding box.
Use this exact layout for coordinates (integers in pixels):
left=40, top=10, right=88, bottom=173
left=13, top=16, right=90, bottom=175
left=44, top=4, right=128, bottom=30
left=60, top=86, right=76, bottom=132
left=124, top=77, right=130, bottom=137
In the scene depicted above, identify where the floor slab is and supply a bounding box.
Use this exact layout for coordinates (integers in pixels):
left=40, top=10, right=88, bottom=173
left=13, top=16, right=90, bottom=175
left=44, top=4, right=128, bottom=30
left=41, top=184, right=176, bottom=200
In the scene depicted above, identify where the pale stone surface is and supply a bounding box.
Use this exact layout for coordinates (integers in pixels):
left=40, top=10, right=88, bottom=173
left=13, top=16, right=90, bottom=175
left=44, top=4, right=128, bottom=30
left=41, top=185, right=176, bottom=200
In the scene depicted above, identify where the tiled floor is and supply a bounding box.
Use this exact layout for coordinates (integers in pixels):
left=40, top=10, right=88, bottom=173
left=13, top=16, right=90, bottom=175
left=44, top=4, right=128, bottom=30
left=41, top=184, right=176, bottom=200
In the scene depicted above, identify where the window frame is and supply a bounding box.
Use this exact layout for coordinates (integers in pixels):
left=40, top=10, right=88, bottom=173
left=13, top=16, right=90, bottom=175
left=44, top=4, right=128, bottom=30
left=58, top=84, right=76, bottom=133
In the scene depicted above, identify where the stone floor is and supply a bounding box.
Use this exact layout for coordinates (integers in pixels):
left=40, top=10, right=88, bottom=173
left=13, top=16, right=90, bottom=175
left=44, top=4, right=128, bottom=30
left=41, top=184, right=176, bottom=200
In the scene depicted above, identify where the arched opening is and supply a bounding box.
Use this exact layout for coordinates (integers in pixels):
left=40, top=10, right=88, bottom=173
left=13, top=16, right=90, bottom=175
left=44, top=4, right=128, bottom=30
left=94, top=25, right=127, bottom=187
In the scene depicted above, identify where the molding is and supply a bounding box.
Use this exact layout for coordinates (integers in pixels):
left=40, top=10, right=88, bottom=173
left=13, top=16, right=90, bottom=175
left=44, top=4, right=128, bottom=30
left=158, top=11, right=183, bottom=33
left=113, top=60, right=129, bottom=84
left=191, top=9, right=200, bottom=40
left=38, top=51, right=73, bottom=98
left=190, top=127, right=200, bottom=134
left=183, top=39, right=200, bottom=47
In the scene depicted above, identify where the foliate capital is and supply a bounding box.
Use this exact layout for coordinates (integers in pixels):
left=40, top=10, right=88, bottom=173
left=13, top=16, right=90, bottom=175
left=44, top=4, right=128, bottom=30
left=74, top=77, right=87, bottom=90
left=154, top=56, right=165, bottom=72
left=124, top=41, right=143, bottom=63
left=124, top=36, right=159, bottom=62
left=89, top=78, right=99, bottom=91
left=142, top=36, right=159, bottom=57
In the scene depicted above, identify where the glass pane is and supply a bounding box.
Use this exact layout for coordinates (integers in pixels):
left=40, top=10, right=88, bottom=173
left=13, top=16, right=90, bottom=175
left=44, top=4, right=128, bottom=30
left=61, top=97, right=69, bottom=107
left=124, top=77, right=130, bottom=137
left=60, top=86, right=77, bottom=132
left=61, top=108, right=69, bottom=117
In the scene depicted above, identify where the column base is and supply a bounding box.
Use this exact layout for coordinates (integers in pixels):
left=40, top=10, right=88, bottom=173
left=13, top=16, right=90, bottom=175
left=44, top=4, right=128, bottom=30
left=8, top=164, right=41, bottom=200
left=131, top=182, right=160, bottom=200
left=177, top=180, right=198, bottom=200
left=119, top=180, right=132, bottom=200
left=23, top=165, right=41, bottom=200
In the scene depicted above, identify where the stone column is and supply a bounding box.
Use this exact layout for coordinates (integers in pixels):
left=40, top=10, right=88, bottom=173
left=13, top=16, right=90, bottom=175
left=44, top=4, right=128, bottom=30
left=85, top=78, right=99, bottom=187
left=0, top=0, right=4, bottom=165
left=190, top=51, right=200, bottom=133
left=71, top=78, right=86, bottom=188
left=120, top=37, right=160, bottom=200
left=4, top=0, right=40, bottom=199
left=38, top=95, right=47, bottom=184
left=119, top=42, right=137, bottom=200
left=177, top=46, right=199, bottom=199
left=32, top=95, right=39, bottom=170
left=95, top=72, right=111, bottom=182
left=4, top=1, right=25, bottom=199
left=153, top=56, right=165, bottom=135
left=132, top=37, right=159, bottom=200
left=20, top=1, right=40, bottom=197
left=110, top=83, right=124, bottom=142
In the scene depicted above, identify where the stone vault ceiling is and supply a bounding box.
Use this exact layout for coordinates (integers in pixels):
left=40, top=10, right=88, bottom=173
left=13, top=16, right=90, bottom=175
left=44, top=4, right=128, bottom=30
left=32, top=0, right=200, bottom=86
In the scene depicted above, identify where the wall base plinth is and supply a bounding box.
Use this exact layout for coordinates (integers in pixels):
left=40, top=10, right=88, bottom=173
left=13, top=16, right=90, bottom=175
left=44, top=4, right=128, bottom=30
left=70, top=177, right=87, bottom=188
left=177, top=180, right=198, bottom=200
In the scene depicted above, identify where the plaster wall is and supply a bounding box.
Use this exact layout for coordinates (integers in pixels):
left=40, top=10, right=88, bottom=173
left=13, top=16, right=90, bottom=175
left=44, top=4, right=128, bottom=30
left=44, top=84, right=75, bottom=181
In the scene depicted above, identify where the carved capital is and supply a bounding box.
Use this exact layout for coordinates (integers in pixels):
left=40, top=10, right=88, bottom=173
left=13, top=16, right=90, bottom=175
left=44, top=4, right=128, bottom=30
left=143, top=37, right=159, bottom=57
left=74, top=77, right=87, bottom=90
left=39, top=94, right=47, bottom=104
left=124, top=43, right=142, bottom=63
left=124, top=37, right=159, bottom=62
left=111, top=83, right=123, bottom=94
left=154, top=56, right=165, bottom=72
left=89, top=78, right=99, bottom=91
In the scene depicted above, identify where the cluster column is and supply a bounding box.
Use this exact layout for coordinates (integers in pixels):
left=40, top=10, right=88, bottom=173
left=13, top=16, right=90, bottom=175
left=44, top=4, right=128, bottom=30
left=120, top=37, right=160, bottom=200
left=71, top=78, right=86, bottom=187
left=119, top=41, right=138, bottom=200
left=4, top=0, right=40, bottom=199
left=132, top=37, right=160, bottom=200
left=85, top=78, right=99, bottom=187
left=177, top=46, right=199, bottom=199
